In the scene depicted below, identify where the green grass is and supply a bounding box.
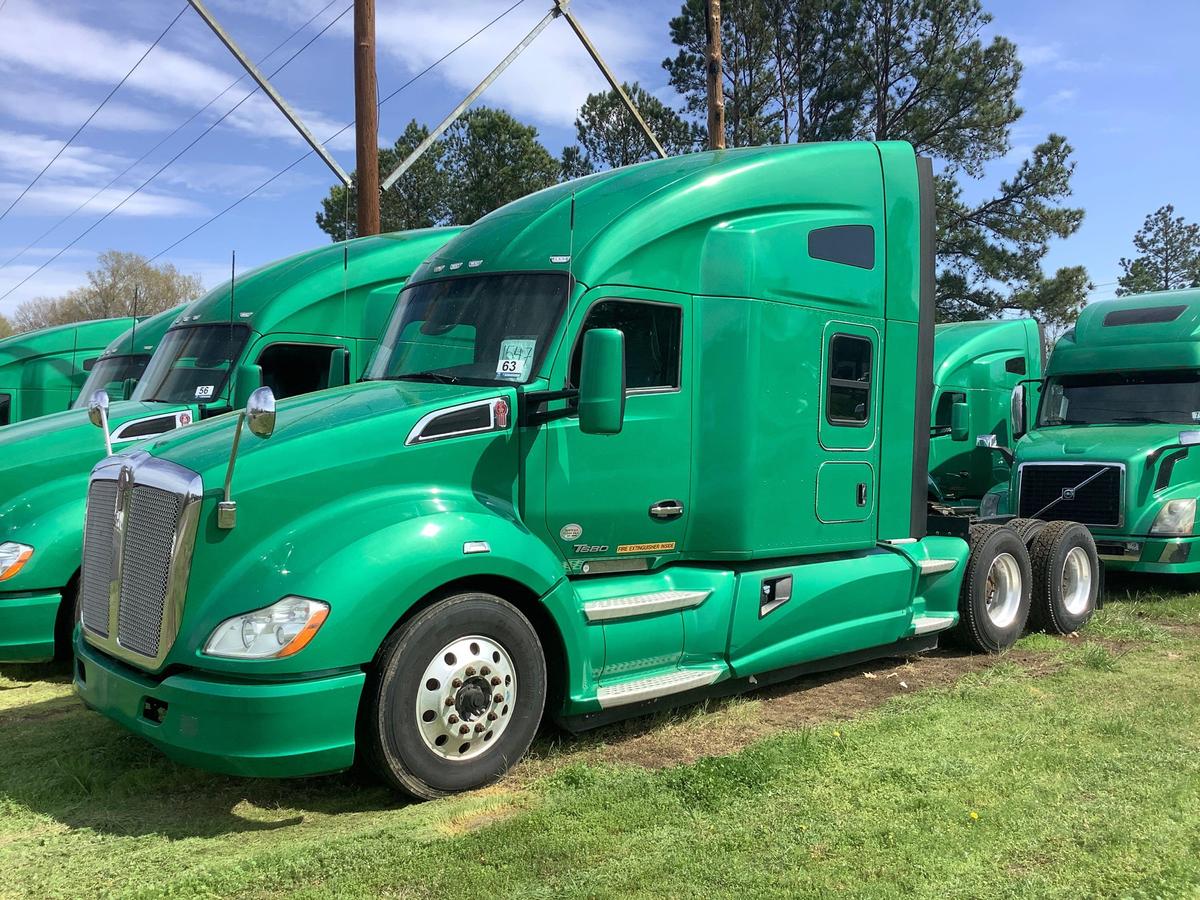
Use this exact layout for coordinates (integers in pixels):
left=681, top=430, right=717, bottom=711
left=2, top=589, right=1200, bottom=899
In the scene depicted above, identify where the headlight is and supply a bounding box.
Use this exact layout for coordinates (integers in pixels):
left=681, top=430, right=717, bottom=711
left=203, top=596, right=329, bottom=659
left=0, top=542, right=33, bottom=581
left=1151, top=499, right=1197, bottom=536
left=979, top=489, right=1007, bottom=519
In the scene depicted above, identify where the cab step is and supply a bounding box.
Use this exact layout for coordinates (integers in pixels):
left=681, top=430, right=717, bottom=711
left=917, top=558, right=958, bottom=575
left=596, top=665, right=724, bottom=708
left=582, top=589, right=711, bottom=622
left=911, top=614, right=956, bottom=635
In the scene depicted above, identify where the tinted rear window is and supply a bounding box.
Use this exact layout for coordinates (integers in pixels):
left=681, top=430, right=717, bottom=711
left=1103, top=305, right=1186, bottom=326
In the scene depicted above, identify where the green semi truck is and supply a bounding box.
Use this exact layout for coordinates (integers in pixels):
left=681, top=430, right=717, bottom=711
left=930, top=318, right=1042, bottom=512
left=70, top=304, right=186, bottom=408
left=73, top=142, right=1100, bottom=800
left=0, top=317, right=136, bottom=425
left=0, top=228, right=458, bottom=663
left=995, top=290, right=1200, bottom=575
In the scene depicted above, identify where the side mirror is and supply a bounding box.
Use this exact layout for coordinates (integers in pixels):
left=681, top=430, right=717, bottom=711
left=120, top=377, right=138, bottom=401
left=976, top=433, right=1014, bottom=465
left=327, top=347, right=349, bottom=388
left=950, top=400, right=969, bottom=441
left=246, top=386, right=276, bottom=439
left=1179, top=430, right=1200, bottom=447
left=577, top=328, right=625, bottom=435
left=233, top=363, right=264, bottom=409
left=1010, top=384, right=1027, bottom=441
left=87, top=389, right=113, bottom=456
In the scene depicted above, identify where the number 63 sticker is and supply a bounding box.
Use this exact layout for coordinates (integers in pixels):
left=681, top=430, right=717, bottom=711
left=496, top=338, right=536, bottom=380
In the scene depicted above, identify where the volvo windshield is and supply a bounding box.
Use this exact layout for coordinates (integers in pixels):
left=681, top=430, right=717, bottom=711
left=1038, top=370, right=1200, bottom=426
left=72, top=354, right=151, bottom=407
left=367, top=273, right=568, bottom=386
left=132, top=324, right=250, bottom=404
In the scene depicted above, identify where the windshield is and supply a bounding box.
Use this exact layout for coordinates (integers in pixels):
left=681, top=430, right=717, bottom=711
left=132, top=324, right=250, bottom=404
left=1038, top=370, right=1200, bottom=426
left=367, top=273, right=568, bottom=385
left=72, top=354, right=151, bottom=407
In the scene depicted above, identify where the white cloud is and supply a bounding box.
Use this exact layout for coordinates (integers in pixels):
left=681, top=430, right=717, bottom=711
left=1020, top=41, right=1095, bottom=73
left=0, top=178, right=205, bottom=218
left=0, top=86, right=171, bottom=133
left=1045, top=88, right=1079, bottom=109
left=0, top=260, right=92, bottom=313
left=0, top=129, right=127, bottom=181
left=158, top=161, right=322, bottom=197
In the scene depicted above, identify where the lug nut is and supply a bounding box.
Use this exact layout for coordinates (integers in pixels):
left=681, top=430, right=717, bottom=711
left=448, top=714, right=459, bottom=724
left=451, top=678, right=462, bottom=688
left=487, top=712, right=497, bottom=721
left=481, top=666, right=490, bottom=676
left=445, top=697, right=455, bottom=706
left=459, top=725, right=470, bottom=735
left=465, top=666, right=476, bottom=676
left=474, top=723, right=486, bottom=733
left=490, top=676, right=501, bottom=686
left=493, top=693, right=504, bottom=703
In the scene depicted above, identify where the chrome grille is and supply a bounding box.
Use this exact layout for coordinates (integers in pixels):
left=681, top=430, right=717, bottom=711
left=79, top=451, right=202, bottom=668
left=115, top=485, right=183, bottom=658
left=79, top=479, right=117, bottom=637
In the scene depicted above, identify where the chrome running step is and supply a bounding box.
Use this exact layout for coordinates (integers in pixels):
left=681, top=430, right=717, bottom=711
left=596, top=666, right=724, bottom=709
left=582, top=589, right=711, bottom=622
left=918, top=558, right=958, bottom=575
left=911, top=615, right=956, bottom=635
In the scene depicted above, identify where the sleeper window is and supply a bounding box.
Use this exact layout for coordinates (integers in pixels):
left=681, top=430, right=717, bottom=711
left=826, top=334, right=872, bottom=426
left=569, top=300, right=681, bottom=391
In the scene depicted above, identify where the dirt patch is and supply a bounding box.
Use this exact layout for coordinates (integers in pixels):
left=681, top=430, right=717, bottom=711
left=516, top=644, right=1064, bottom=780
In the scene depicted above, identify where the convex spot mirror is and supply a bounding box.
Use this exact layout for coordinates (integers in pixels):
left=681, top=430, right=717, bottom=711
left=950, top=399, right=969, bottom=441
left=246, top=386, right=276, bottom=439
left=578, top=328, right=625, bottom=435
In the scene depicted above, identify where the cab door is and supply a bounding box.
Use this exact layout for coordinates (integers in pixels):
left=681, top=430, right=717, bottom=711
left=538, top=290, right=691, bottom=571
left=813, top=321, right=881, bottom=551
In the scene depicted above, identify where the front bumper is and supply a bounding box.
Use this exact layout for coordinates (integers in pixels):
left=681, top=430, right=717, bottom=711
left=74, top=632, right=366, bottom=778
left=0, top=590, right=63, bottom=663
left=1094, top=534, right=1200, bottom=574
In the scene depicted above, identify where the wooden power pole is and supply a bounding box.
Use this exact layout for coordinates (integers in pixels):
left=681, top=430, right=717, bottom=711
left=705, top=0, right=725, bottom=150
left=354, top=0, right=380, bottom=236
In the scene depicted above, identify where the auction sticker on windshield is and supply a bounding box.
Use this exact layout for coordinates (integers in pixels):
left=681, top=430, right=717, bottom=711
left=195, top=385, right=214, bottom=399
left=496, top=337, right=536, bottom=380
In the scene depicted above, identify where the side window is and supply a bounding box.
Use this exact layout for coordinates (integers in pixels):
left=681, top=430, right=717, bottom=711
left=808, top=225, right=875, bottom=269
left=0, top=394, right=9, bottom=426
left=933, top=390, right=966, bottom=432
left=826, top=333, right=872, bottom=426
left=256, top=344, right=339, bottom=400
left=569, top=300, right=682, bottom=392
left=82, top=357, right=97, bottom=372
left=1005, top=356, right=1026, bottom=375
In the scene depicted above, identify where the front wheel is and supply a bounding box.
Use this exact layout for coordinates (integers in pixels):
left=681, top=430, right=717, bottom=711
left=951, top=524, right=1033, bottom=653
left=363, top=592, right=546, bottom=800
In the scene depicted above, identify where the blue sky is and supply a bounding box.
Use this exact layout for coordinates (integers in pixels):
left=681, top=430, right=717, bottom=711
left=0, top=0, right=1196, bottom=316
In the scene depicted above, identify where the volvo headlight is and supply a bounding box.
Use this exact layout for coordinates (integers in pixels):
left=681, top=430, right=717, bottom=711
left=1150, top=499, right=1197, bottom=536
left=204, top=596, right=329, bottom=659
left=0, top=542, right=33, bottom=581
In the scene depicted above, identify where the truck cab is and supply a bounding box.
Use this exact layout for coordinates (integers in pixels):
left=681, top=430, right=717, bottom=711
left=70, top=304, right=187, bottom=408
left=0, top=228, right=459, bottom=663
left=73, top=143, right=1099, bottom=800
left=1012, top=290, right=1200, bottom=574
left=0, top=317, right=135, bottom=425
left=930, top=319, right=1042, bottom=512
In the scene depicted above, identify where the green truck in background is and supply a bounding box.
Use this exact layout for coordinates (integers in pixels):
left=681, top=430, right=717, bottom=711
left=1000, top=290, right=1200, bottom=575
left=70, top=304, right=187, bottom=408
left=0, top=317, right=136, bottom=425
left=73, top=142, right=1100, bottom=800
left=0, top=228, right=458, bottom=663
left=930, top=318, right=1043, bottom=512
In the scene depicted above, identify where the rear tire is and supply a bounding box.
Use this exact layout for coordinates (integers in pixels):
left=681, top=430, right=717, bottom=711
left=1006, top=517, right=1048, bottom=546
left=1027, top=521, right=1098, bottom=634
left=951, top=524, right=1032, bottom=653
left=363, top=592, right=546, bottom=800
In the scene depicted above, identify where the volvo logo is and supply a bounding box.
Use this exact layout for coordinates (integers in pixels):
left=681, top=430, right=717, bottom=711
left=1061, top=487, right=1076, bottom=501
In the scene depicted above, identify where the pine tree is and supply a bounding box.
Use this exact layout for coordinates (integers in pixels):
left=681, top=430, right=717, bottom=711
left=1116, top=205, right=1200, bottom=296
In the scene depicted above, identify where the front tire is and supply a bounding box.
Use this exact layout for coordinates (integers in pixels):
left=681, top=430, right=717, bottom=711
left=1027, top=521, right=1098, bottom=634
left=951, top=524, right=1033, bottom=653
left=363, top=592, right=546, bottom=800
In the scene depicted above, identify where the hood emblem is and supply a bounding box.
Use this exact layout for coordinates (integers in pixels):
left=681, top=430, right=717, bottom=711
left=1061, top=488, right=1076, bottom=501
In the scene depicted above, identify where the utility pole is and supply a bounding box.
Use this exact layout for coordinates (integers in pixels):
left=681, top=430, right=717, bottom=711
left=354, top=0, right=380, bottom=236
left=705, top=0, right=725, bottom=150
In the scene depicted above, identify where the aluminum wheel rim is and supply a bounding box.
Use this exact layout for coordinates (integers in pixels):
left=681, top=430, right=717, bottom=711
left=416, top=635, right=516, bottom=761
left=985, top=552, right=1022, bottom=628
left=1061, top=546, right=1093, bottom=616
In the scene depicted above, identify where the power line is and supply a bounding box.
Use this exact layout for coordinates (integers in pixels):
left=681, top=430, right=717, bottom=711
left=0, top=3, right=352, bottom=304
left=0, top=0, right=341, bottom=272
left=0, top=4, right=188, bottom=224
left=148, top=0, right=528, bottom=262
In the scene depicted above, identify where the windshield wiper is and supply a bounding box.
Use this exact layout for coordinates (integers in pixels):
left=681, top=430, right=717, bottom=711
left=1113, top=416, right=1170, bottom=424
left=385, top=371, right=462, bottom=385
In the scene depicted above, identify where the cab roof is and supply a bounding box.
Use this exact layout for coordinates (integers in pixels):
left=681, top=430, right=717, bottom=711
left=0, top=316, right=135, bottom=369
left=933, top=319, right=1041, bottom=388
left=1049, top=289, right=1200, bottom=375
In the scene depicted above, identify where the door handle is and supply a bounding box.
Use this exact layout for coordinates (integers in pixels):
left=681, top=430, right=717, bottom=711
left=856, top=482, right=868, bottom=507
left=649, top=499, right=685, bottom=520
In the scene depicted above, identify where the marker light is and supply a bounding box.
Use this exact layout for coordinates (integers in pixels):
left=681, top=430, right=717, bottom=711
left=203, top=596, right=329, bottom=659
left=1150, top=499, right=1197, bottom=536
left=0, top=542, right=33, bottom=581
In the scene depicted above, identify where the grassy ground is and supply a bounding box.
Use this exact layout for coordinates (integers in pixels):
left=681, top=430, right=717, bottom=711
left=2, top=575, right=1199, bottom=899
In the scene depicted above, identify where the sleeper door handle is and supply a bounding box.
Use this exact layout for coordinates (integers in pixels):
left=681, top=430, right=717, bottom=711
left=856, top=483, right=868, bottom=507
left=649, top=499, right=685, bottom=519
